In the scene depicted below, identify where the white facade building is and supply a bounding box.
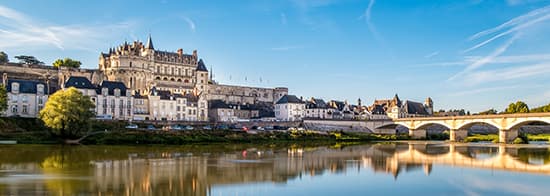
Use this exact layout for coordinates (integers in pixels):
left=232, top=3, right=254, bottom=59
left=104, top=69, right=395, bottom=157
left=274, top=95, right=305, bottom=121
left=3, top=79, right=49, bottom=118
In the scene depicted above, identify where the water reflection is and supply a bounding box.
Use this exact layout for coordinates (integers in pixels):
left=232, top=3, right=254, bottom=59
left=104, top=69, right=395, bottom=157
left=1, top=142, right=550, bottom=195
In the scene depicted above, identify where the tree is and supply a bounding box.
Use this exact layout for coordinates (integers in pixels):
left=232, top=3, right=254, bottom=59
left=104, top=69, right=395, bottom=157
left=39, top=87, right=95, bottom=140
left=53, top=58, right=81, bottom=68
left=0, top=51, right=8, bottom=64
left=0, top=84, right=7, bottom=112
left=530, top=103, right=550, bottom=113
left=477, top=108, right=498, bottom=115
left=505, top=101, right=530, bottom=113
left=14, top=55, right=44, bottom=65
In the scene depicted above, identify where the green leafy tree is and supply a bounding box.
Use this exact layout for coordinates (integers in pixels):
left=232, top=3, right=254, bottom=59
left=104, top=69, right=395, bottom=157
left=39, top=87, right=95, bottom=139
left=505, top=101, right=530, bottom=113
left=0, top=51, right=8, bottom=64
left=530, top=103, right=550, bottom=113
left=14, top=55, right=44, bottom=65
left=0, top=84, right=7, bottom=112
left=52, top=58, right=82, bottom=68
left=477, top=108, right=498, bottom=115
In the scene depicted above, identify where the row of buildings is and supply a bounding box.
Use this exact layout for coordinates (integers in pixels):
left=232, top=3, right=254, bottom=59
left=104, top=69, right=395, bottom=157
left=1, top=35, right=434, bottom=122
left=273, top=94, right=434, bottom=121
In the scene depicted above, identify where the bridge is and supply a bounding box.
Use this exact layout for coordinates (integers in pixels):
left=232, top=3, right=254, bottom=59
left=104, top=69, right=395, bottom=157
left=385, top=143, right=550, bottom=175
left=376, top=113, right=550, bottom=143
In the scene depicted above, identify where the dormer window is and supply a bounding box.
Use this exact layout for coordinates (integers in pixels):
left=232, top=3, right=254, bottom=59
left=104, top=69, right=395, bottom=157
left=102, top=88, right=108, bottom=96
left=11, top=82, right=19, bottom=94
left=114, top=89, right=121, bottom=97
left=37, top=84, right=44, bottom=94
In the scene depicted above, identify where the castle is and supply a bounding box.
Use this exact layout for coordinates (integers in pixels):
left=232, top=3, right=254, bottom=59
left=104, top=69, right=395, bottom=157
left=1, top=35, right=288, bottom=121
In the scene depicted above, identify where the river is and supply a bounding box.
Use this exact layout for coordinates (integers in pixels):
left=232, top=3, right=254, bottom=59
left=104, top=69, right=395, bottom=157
left=1, top=142, right=550, bottom=195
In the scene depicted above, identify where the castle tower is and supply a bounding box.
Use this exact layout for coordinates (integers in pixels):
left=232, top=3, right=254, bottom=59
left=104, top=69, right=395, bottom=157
left=425, top=97, right=433, bottom=115
left=195, top=59, right=209, bottom=93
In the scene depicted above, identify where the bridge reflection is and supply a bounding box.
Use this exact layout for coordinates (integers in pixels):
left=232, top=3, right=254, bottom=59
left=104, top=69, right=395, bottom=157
left=1, top=143, right=550, bottom=195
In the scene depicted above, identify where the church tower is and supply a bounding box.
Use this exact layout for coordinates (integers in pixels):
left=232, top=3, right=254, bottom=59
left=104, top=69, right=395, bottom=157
left=425, top=97, right=433, bottom=115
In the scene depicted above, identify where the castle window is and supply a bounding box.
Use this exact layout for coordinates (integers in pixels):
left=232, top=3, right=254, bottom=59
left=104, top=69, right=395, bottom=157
left=11, top=82, right=19, bottom=94
left=129, top=61, right=132, bottom=67
left=114, top=89, right=121, bottom=97
left=171, top=67, right=174, bottom=75
left=22, top=105, right=28, bottom=114
left=156, top=76, right=161, bottom=80
left=12, top=105, right=18, bottom=114
left=37, top=84, right=44, bottom=94
left=184, top=79, right=189, bottom=83
left=157, top=66, right=160, bottom=73
left=178, top=68, right=181, bottom=75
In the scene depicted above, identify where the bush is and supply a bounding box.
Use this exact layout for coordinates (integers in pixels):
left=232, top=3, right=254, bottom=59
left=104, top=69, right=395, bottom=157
left=512, top=137, right=526, bottom=144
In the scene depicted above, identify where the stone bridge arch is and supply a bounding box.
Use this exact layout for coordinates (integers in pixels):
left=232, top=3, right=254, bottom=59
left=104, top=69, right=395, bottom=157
left=456, top=120, right=502, bottom=131
left=506, top=118, right=550, bottom=130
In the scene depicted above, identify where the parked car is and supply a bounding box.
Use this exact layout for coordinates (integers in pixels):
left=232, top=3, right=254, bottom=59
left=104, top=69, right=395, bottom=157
left=170, top=125, right=183, bottom=130
left=256, top=126, right=265, bottom=131
left=125, top=124, right=138, bottom=129
left=202, top=125, right=212, bottom=130
left=264, top=126, right=274, bottom=130
left=184, top=125, right=194, bottom=130
left=147, top=125, right=157, bottom=130
left=216, top=124, right=229, bottom=130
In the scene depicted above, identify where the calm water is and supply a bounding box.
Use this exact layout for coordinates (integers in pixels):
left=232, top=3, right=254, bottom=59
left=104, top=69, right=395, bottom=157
left=1, top=142, right=550, bottom=196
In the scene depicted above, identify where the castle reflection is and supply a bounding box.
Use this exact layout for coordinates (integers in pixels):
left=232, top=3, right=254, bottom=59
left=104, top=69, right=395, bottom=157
left=1, top=143, right=550, bottom=195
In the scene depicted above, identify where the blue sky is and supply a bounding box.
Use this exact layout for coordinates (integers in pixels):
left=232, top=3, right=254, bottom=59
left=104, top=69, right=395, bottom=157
left=1, top=0, right=550, bottom=112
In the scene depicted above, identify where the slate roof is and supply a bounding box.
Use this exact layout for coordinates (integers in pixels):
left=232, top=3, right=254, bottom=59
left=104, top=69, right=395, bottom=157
left=65, top=76, right=96, bottom=89
left=209, top=100, right=231, bottom=109
left=306, top=98, right=329, bottom=109
left=146, top=34, right=154, bottom=49
left=329, top=100, right=346, bottom=110
left=196, top=59, right=208, bottom=72
left=276, top=95, right=304, bottom=104
left=5, top=79, right=48, bottom=94
left=370, top=104, right=386, bottom=115
left=402, top=100, right=429, bottom=115
left=97, top=80, right=128, bottom=96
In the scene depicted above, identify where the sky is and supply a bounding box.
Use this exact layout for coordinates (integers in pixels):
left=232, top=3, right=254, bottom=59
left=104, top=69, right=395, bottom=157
left=1, top=0, right=550, bottom=113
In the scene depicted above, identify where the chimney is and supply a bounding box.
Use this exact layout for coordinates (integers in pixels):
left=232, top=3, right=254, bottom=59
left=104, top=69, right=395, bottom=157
left=177, top=48, right=183, bottom=56
left=2, top=73, right=7, bottom=86
left=192, top=50, right=197, bottom=58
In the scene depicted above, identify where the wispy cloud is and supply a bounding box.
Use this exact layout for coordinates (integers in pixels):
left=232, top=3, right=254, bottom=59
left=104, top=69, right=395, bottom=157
left=281, top=13, right=287, bottom=25
left=450, top=85, right=523, bottom=96
left=270, top=45, right=304, bottom=51
left=424, top=51, right=440, bottom=59
left=0, top=5, right=135, bottom=52
left=449, top=5, right=550, bottom=83
left=182, top=17, right=196, bottom=32
left=450, top=33, right=520, bottom=81
left=359, top=0, right=378, bottom=37
left=462, top=62, right=550, bottom=85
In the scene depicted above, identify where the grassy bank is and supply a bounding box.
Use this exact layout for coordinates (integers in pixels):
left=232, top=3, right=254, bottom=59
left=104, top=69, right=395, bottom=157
left=463, top=134, right=499, bottom=143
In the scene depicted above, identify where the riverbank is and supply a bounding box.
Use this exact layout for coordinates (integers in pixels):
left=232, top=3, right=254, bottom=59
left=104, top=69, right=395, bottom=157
left=1, top=129, right=415, bottom=145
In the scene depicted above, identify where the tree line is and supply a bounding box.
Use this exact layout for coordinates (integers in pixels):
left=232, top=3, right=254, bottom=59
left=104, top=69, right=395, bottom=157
left=476, top=101, right=550, bottom=115
left=0, top=51, right=81, bottom=68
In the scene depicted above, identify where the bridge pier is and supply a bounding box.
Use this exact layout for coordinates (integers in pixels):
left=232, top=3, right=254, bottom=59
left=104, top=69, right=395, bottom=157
left=499, top=128, right=518, bottom=143
left=409, top=129, right=426, bottom=139
left=449, top=129, right=468, bottom=142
